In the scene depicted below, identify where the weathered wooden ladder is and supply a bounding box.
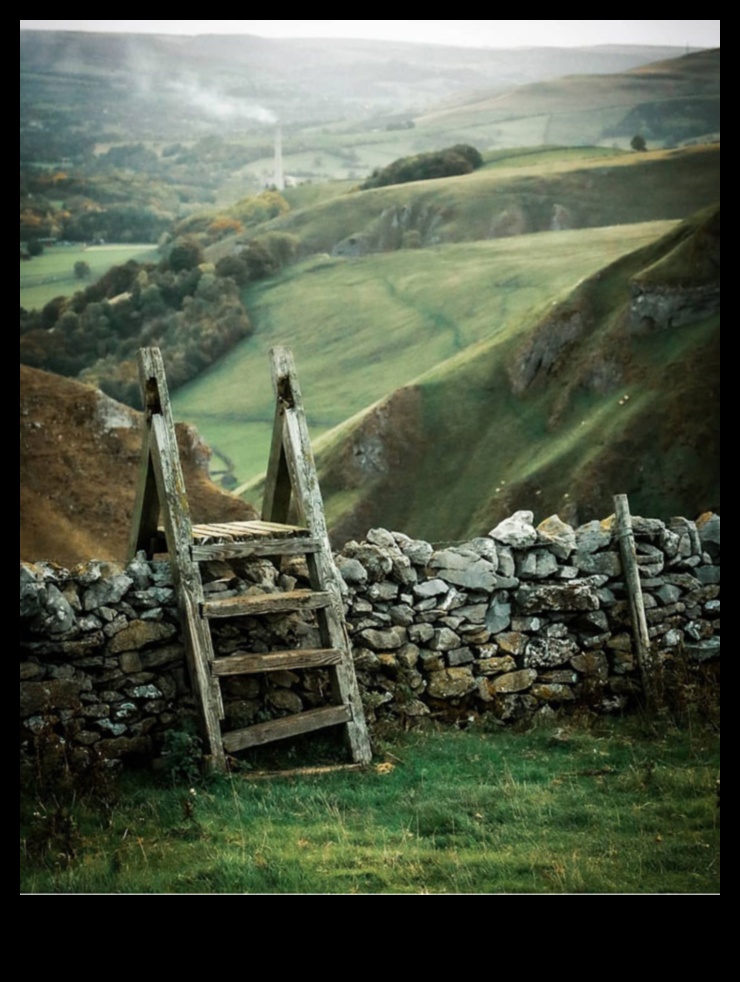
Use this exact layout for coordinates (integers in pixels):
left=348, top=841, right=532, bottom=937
left=128, top=346, right=372, bottom=772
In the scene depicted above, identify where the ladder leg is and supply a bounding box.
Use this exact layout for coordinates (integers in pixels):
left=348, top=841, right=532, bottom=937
left=132, top=349, right=227, bottom=773
left=267, top=346, right=372, bottom=764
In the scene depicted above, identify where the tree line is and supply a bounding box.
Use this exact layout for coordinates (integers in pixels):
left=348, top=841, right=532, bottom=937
left=20, top=232, right=298, bottom=407
left=361, top=144, right=483, bottom=190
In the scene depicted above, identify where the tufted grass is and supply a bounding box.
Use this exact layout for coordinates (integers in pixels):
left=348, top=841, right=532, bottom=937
left=21, top=715, right=719, bottom=894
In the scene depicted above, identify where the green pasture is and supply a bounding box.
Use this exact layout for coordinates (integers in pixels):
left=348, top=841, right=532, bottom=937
left=311, top=208, right=718, bottom=542
left=416, top=54, right=719, bottom=150
left=256, top=145, right=718, bottom=258
left=172, top=220, right=676, bottom=495
left=20, top=243, right=159, bottom=311
left=482, top=145, right=625, bottom=169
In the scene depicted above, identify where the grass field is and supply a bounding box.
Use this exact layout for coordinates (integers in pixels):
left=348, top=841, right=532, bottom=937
left=172, top=220, right=677, bottom=493
left=20, top=243, right=159, bottom=311
left=482, top=145, right=626, bottom=169
left=20, top=716, right=720, bottom=894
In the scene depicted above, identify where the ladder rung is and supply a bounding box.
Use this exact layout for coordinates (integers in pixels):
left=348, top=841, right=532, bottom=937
left=214, top=647, right=342, bottom=675
left=191, top=520, right=310, bottom=541
left=192, top=536, right=320, bottom=562
left=223, top=705, right=352, bottom=753
left=202, top=589, right=331, bottom=619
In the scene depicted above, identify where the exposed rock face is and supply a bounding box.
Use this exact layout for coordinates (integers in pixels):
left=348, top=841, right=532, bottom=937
left=630, top=283, right=720, bottom=333
left=331, top=204, right=449, bottom=257
left=507, top=310, right=586, bottom=396
left=21, top=511, right=719, bottom=766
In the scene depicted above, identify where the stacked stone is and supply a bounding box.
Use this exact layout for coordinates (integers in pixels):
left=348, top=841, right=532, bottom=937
left=21, top=557, right=186, bottom=761
left=335, top=511, right=720, bottom=724
left=20, top=509, right=720, bottom=763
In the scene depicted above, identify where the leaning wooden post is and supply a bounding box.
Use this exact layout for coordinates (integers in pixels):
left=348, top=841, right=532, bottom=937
left=613, top=494, right=654, bottom=710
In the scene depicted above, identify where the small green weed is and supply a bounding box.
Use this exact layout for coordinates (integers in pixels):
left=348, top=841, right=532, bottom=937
left=161, top=723, right=203, bottom=786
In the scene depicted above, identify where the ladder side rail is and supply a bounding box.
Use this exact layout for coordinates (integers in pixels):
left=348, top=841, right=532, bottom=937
left=268, top=346, right=329, bottom=541
left=269, top=346, right=341, bottom=607
left=306, top=553, right=373, bottom=764
left=129, top=348, right=177, bottom=558
left=148, top=411, right=226, bottom=770
left=269, top=346, right=372, bottom=764
left=133, top=349, right=226, bottom=770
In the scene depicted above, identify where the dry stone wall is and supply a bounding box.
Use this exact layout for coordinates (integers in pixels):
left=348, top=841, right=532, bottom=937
left=20, top=510, right=720, bottom=765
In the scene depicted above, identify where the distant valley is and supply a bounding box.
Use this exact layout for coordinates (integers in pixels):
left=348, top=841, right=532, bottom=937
left=20, top=33, right=720, bottom=560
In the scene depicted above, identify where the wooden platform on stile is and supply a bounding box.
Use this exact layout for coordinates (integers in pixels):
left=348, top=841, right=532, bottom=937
left=128, top=346, right=372, bottom=773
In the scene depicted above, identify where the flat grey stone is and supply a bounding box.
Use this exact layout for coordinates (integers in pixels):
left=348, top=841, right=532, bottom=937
left=575, top=520, right=612, bottom=554
left=489, top=511, right=537, bottom=548
left=524, top=636, right=579, bottom=668
left=485, top=601, right=511, bottom=634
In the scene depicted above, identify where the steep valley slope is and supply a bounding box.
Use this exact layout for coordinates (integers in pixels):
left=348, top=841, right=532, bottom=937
left=311, top=206, right=720, bottom=544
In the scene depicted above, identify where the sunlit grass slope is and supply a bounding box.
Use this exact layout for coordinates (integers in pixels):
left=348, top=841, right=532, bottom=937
left=253, top=144, right=718, bottom=258
left=173, top=221, right=677, bottom=493
left=313, top=207, right=719, bottom=543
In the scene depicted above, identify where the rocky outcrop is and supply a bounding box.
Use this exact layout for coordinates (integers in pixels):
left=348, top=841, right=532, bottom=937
left=630, top=282, right=720, bottom=333
left=332, top=202, right=448, bottom=257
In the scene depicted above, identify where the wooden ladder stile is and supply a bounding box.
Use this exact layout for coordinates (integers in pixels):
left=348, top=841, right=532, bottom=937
left=128, top=346, right=372, bottom=772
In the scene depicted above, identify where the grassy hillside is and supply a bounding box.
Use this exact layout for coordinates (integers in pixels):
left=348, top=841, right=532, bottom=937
left=20, top=366, right=255, bottom=565
left=20, top=243, right=158, bottom=311
left=173, top=143, right=717, bottom=498
left=251, top=144, right=719, bottom=257
left=311, top=207, right=719, bottom=543
left=173, top=220, right=678, bottom=494
left=416, top=48, right=720, bottom=150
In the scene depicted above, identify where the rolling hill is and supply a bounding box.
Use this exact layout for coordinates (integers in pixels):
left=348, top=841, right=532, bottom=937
left=172, top=144, right=719, bottom=497
left=20, top=34, right=720, bottom=557
left=254, top=143, right=719, bottom=256
left=416, top=48, right=720, bottom=149
left=310, top=205, right=720, bottom=543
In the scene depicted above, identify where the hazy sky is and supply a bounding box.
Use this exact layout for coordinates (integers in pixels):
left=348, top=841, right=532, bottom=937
left=20, top=20, right=720, bottom=49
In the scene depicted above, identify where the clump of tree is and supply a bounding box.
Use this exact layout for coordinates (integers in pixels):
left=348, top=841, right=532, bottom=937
left=172, top=191, right=290, bottom=247
left=20, top=244, right=248, bottom=406
left=361, top=144, right=483, bottom=190
left=20, top=230, right=300, bottom=407
left=214, top=233, right=299, bottom=285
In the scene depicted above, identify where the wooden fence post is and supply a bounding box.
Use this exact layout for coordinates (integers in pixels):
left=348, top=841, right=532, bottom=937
left=613, top=493, right=655, bottom=710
